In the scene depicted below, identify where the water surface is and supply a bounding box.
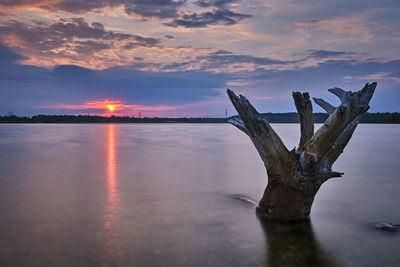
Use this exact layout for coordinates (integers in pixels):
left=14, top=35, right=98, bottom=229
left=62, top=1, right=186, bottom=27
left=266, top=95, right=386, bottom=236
left=0, top=124, right=399, bottom=266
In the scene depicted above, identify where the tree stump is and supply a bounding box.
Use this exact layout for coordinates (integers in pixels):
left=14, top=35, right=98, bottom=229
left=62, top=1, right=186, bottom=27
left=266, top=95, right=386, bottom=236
left=227, top=82, right=376, bottom=221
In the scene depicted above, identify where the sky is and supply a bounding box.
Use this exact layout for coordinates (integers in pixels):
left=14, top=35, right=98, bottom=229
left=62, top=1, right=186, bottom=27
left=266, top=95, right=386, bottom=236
left=0, top=0, right=399, bottom=117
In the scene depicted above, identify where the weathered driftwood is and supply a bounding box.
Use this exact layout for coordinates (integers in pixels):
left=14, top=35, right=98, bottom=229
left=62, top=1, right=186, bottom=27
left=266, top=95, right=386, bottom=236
left=227, top=82, right=376, bottom=220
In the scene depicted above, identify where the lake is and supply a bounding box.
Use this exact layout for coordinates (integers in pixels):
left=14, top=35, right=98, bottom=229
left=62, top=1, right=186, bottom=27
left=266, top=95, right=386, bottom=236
left=0, top=124, right=399, bottom=266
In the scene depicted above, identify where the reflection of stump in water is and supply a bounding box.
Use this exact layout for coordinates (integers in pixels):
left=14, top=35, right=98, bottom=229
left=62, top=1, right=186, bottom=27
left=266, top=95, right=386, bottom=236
left=257, top=214, right=338, bottom=267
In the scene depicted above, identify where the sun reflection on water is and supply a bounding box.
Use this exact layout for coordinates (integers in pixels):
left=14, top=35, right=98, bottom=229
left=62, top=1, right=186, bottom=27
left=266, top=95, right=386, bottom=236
left=106, top=124, right=118, bottom=217
left=100, top=124, right=124, bottom=264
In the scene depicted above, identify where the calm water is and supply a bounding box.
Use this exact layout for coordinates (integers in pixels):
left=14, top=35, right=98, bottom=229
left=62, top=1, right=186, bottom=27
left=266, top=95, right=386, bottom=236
left=0, top=124, right=399, bottom=266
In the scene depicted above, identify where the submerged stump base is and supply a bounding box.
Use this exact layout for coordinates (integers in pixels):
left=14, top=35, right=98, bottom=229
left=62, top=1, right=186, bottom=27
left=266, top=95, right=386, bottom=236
left=257, top=183, right=316, bottom=221
left=227, top=82, right=376, bottom=221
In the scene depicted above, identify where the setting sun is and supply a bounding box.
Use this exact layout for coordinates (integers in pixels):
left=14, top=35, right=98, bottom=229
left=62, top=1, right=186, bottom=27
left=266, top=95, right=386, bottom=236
left=107, top=105, right=116, bottom=111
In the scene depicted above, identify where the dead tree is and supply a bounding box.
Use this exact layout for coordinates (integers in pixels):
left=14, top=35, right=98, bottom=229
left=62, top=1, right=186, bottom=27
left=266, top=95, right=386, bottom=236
left=227, top=82, right=376, bottom=220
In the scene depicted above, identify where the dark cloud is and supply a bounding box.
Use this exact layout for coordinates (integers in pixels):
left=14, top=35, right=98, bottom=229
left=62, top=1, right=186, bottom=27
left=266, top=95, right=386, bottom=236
left=51, top=0, right=120, bottom=13
left=294, top=18, right=334, bottom=27
left=307, top=50, right=355, bottom=59
left=123, top=42, right=138, bottom=49
left=0, top=42, right=24, bottom=64
left=52, top=65, right=97, bottom=80
left=124, top=0, right=186, bottom=18
left=163, top=0, right=250, bottom=28
left=91, top=22, right=105, bottom=31
left=0, top=18, right=160, bottom=44
left=0, top=0, right=121, bottom=13
left=122, top=41, right=158, bottom=49
left=198, top=51, right=293, bottom=66
left=196, top=0, right=239, bottom=8
left=0, top=43, right=52, bottom=85
left=160, top=50, right=292, bottom=71
left=165, top=35, right=175, bottom=39
left=132, top=35, right=160, bottom=46
left=0, top=18, right=161, bottom=61
left=212, top=50, right=233, bottom=55
left=161, top=50, right=294, bottom=71
left=73, top=40, right=112, bottom=54
left=0, top=0, right=187, bottom=19
left=162, top=61, right=195, bottom=70
left=164, top=9, right=250, bottom=28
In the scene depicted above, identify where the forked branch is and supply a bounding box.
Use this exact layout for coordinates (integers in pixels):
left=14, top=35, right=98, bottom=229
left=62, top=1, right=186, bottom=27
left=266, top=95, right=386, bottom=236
left=227, top=89, right=295, bottom=180
left=293, top=92, right=314, bottom=151
left=313, top=98, right=335, bottom=115
left=306, top=82, right=376, bottom=160
left=327, top=116, right=360, bottom=164
left=228, top=116, right=249, bottom=136
left=312, top=97, right=362, bottom=164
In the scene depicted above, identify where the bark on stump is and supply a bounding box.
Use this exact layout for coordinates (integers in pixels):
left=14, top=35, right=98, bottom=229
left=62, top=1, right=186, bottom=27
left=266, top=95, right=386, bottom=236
left=227, top=82, right=376, bottom=221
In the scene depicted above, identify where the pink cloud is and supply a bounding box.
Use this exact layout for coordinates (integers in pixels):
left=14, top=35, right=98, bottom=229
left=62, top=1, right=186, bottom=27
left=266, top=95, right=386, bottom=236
left=39, top=98, right=235, bottom=118
left=42, top=100, right=177, bottom=117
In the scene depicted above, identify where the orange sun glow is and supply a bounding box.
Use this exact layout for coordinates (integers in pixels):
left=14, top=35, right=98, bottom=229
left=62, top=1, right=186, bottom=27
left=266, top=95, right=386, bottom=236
left=107, top=105, right=116, bottom=111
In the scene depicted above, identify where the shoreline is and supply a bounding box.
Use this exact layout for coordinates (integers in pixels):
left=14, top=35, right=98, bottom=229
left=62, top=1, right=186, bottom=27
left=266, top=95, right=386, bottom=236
left=1, top=112, right=399, bottom=123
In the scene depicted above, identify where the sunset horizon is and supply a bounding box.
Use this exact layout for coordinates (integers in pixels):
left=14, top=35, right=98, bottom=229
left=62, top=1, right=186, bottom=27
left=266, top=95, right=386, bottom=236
left=1, top=0, right=399, bottom=117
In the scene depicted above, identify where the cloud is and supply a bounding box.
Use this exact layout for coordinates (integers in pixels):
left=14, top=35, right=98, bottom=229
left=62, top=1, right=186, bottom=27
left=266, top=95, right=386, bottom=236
left=373, top=21, right=400, bottom=36
left=0, top=42, right=24, bottom=64
left=0, top=0, right=118, bottom=14
left=307, top=50, right=356, bottom=59
left=0, top=0, right=251, bottom=29
left=185, top=50, right=295, bottom=72
left=294, top=16, right=370, bottom=37
left=213, top=50, right=233, bottom=55
left=225, top=79, right=248, bottom=86
left=195, top=0, right=239, bottom=8
left=160, top=50, right=294, bottom=72
left=0, top=0, right=187, bottom=19
left=72, top=40, right=112, bottom=54
left=344, top=72, right=400, bottom=84
left=337, top=25, right=368, bottom=34
left=0, top=0, right=251, bottom=26
left=0, top=18, right=161, bottom=68
left=124, top=0, right=186, bottom=19
left=294, top=18, right=334, bottom=27
left=164, top=9, right=250, bottom=28
left=0, top=18, right=159, bottom=44
left=202, top=51, right=292, bottom=65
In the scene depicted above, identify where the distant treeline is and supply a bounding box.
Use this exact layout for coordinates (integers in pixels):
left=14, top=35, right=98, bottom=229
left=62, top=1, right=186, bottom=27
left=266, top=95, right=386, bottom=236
left=0, top=113, right=399, bottom=123
left=260, top=112, right=400, bottom=123
left=0, top=115, right=227, bottom=123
